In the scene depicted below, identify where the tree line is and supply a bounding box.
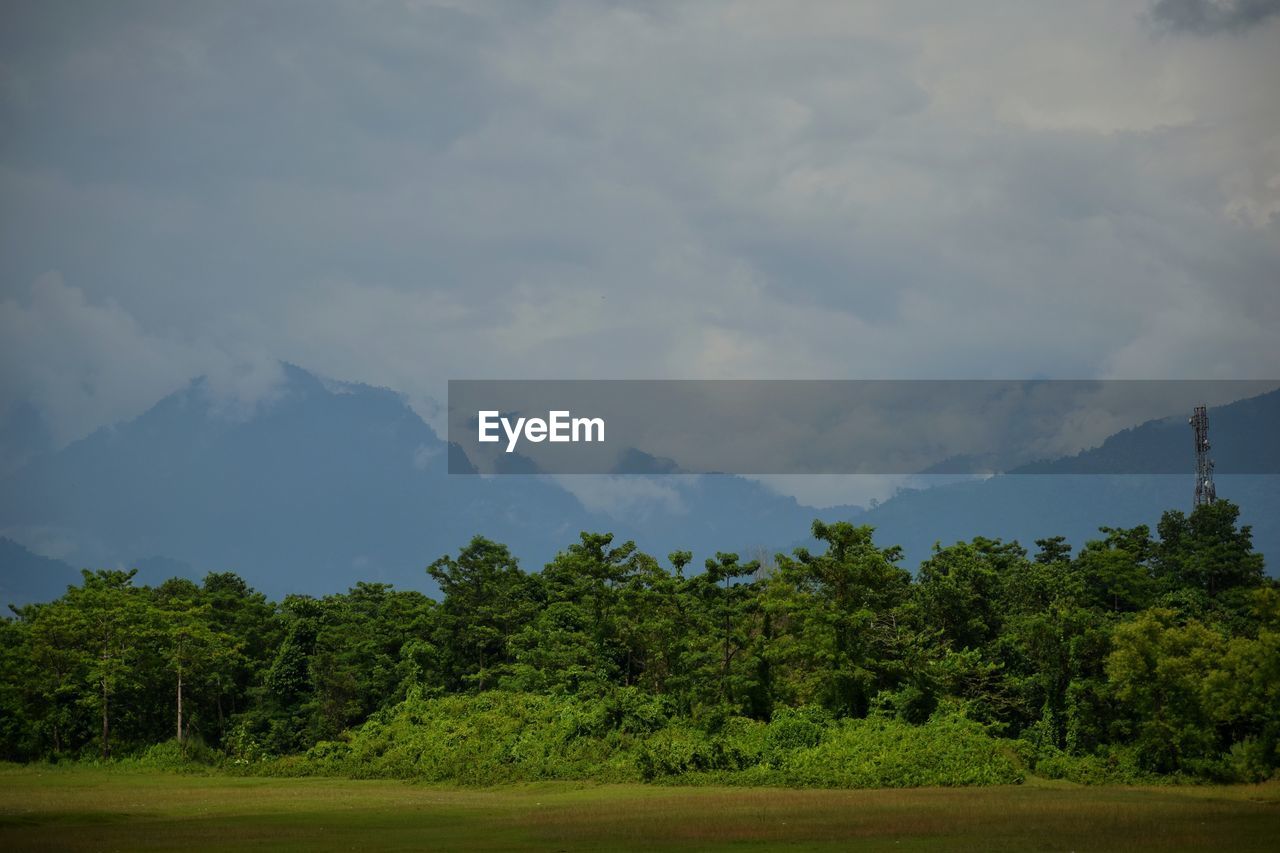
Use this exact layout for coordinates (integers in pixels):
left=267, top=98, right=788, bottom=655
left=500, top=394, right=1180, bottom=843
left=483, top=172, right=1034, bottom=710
left=1, top=500, right=1276, bottom=781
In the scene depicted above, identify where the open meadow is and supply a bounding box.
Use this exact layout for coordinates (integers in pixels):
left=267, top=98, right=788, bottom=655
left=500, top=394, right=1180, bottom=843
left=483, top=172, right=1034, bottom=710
left=1, top=767, right=1278, bottom=852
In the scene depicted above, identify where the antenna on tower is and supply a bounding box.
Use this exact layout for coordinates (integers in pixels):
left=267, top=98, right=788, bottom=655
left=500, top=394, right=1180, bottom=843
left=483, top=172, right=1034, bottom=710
left=1189, top=405, right=1216, bottom=507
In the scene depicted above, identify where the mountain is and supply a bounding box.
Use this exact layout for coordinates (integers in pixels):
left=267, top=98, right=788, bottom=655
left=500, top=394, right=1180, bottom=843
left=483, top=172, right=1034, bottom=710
left=860, top=474, right=1278, bottom=570
left=0, top=400, right=53, bottom=478
left=860, top=387, right=1280, bottom=568
left=1011, top=389, right=1280, bottom=475
left=0, top=538, right=80, bottom=609
left=0, top=365, right=853, bottom=604
left=1, top=368, right=1275, bottom=607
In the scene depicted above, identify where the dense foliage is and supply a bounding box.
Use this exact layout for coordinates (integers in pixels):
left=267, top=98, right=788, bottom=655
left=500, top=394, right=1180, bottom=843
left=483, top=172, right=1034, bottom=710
left=285, top=691, right=1021, bottom=787
left=1, top=500, right=1276, bottom=786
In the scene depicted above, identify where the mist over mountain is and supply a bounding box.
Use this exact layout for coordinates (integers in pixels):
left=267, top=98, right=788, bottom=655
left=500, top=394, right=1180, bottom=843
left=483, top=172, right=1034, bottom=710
left=1, top=365, right=1275, bottom=607
left=1011, top=390, right=1280, bottom=475
left=865, top=388, right=1280, bottom=567
left=0, top=401, right=53, bottom=478
left=0, top=365, right=849, bottom=604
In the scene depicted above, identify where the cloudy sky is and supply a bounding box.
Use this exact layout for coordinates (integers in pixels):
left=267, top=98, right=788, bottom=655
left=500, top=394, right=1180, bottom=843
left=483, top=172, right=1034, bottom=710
left=2, top=0, right=1278, bottom=457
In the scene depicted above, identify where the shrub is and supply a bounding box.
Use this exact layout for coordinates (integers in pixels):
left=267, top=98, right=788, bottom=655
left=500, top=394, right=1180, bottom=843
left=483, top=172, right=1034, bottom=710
left=303, top=691, right=641, bottom=784
left=1225, top=737, right=1278, bottom=783
left=765, top=706, right=827, bottom=754
left=133, top=737, right=222, bottom=771
left=1030, top=745, right=1151, bottom=785
left=772, top=715, right=1023, bottom=788
left=304, top=691, right=1022, bottom=788
left=223, top=720, right=271, bottom=763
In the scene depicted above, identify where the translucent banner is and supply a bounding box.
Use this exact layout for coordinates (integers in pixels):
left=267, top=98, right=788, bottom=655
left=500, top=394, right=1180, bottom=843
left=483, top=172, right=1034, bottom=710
left=447, top=380, right=1280, bottom=476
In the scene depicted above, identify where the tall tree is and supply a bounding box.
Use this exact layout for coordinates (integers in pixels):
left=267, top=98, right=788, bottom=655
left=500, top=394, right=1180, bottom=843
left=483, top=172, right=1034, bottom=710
left=154, top=579, right=239, bottom=744
left=775, top=521, right=911, bottom=717
left=64, top=570, right=151, bottom=759
left=1154, top=501, right=1265, bottom=597
left=429, top=537, right=532, bottom=691
left=1075, top=525, right=1155, bottom=613
left=689, top=552, right=762, bottom=713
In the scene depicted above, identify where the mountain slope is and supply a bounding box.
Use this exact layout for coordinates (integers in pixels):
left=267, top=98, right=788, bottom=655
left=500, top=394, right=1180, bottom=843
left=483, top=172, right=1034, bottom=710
left=859, top=388, right=1280, bottom=567
left=0, top=538, right=80, bottom=609
left=1012, top=389, right=1280, bottom=475
left=2, top=371, right=1275, bottom=606
left=0, top=365, right=851, bottom=603
left=860, top=474, right=1277, bottom=570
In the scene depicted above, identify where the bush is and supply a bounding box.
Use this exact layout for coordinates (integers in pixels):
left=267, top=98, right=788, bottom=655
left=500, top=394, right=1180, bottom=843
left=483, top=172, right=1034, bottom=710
left=765, top=706, right=827, bottom=754
left=635, top=726, right=715, bottom=779
left=223, top=720, right=272, bottom=763
left=771, top=715, right=1023, bottom=788
left=300, top=691, right=641, bottom=784
left=1029, top=745, right=1151, bottom=785
left=292, top=691, right=1022, bottom=788
left=1225, top=737, right=1279, bottom=783
left=302, top=739, right=352, bottom=775
left=132, top=737, right=222, bottom=771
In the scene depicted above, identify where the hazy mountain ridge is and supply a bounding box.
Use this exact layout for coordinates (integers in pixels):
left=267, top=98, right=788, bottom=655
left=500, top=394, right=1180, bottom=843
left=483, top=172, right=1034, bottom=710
left=0, top=538, right=80, bottom=608
left=0, top=365, right=852, bottom=603
left=1, top=368, right=1275, bottom=606
left=1011, top=389, right=1280, bottom=475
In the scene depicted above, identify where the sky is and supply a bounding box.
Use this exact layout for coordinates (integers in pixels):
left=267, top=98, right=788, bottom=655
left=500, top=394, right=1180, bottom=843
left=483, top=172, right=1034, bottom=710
left=1, top=0, right=1278, bottom=487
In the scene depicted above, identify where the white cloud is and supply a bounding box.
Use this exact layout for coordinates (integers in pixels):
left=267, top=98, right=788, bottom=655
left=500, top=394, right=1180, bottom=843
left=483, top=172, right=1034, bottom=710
left=0, top=274, right=283, bottom=444
left=0, top=0, right=1276, bottom=475
left=552, top=474, right=689, bottom=520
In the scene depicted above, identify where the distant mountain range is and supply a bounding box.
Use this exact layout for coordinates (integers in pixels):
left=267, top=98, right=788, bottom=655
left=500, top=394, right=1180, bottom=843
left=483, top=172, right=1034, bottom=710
left=1, top=365, right=1276, bottom=606
left=0, top=365, right=853, bottom=604
left=1010, top=389, right=1280, bottom=475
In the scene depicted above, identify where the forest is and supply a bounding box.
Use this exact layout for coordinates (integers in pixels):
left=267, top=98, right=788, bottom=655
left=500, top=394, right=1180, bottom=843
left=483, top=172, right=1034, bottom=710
left=1, top=500, right=1276, bottom=787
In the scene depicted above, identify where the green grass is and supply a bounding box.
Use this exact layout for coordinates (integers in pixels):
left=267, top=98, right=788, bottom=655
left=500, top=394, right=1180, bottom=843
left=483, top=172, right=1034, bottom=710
left=1, top=767, right=1278, bottom=851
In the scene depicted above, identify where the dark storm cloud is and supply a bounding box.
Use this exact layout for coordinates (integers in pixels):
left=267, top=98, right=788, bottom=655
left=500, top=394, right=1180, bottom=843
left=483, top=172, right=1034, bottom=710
left=1, top=1, right=1278, bottom=498
left=1151, top=0, right=1280, bottom=33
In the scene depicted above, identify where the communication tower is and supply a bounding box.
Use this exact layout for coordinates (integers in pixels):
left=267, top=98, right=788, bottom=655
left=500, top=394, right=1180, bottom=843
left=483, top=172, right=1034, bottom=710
left=1189, top=405, right=1216, bottom=507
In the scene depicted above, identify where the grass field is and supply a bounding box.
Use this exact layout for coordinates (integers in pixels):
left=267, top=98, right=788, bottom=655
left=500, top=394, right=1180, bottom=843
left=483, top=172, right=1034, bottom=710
left=1, top=768, right=1278, bottom=852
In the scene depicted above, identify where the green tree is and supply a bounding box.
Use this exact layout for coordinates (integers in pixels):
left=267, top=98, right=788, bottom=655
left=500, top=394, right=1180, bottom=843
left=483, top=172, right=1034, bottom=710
left=429, top=537, right=532, bottom=691
left=1106, top=608, right=1224, bottom=772
left=509, top=533, right=642, bottom=694
left=688, top=552, right=762, bottom=714
left=916, top=541, right=1003, bottom=650
left=12, top=599, right=86, bottom=757
left=154, top=579, right=240, bottom=745
left=65, top=570, right=152, bottom=759
left=1154, top=501, right=1265, bottom=597
left=1075, top=525, right=1155, bottom=613
left=775, top=521, right=911, bottom=717
left=200, top=572, right=280, bottom=737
